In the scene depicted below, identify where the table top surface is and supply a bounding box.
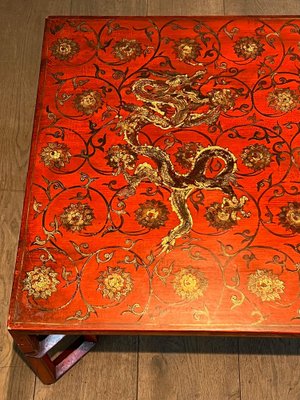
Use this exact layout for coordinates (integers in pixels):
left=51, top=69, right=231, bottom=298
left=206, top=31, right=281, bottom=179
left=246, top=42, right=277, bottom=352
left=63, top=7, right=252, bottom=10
left=8, top=16, right=300, bottom=335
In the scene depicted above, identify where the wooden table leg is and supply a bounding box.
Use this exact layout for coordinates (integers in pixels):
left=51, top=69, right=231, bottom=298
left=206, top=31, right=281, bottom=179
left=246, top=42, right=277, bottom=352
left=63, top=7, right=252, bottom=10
left=10, top=332, right=98, bottom=384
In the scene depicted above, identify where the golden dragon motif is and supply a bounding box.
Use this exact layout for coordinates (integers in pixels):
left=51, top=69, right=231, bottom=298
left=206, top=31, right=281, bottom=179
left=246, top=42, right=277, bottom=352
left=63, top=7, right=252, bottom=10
left=116, top=68, right=248, bottom=252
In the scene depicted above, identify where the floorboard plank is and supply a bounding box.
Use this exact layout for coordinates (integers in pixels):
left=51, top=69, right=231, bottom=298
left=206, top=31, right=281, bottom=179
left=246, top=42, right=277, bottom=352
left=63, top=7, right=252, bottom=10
left=0, top=366, right=35, bottom=400
left=0, top=190, right=25, bottom=368
left=147, top=0, right=224, bottom=15
left=239, top=339, right=300, bottom=400
left=71, top=0, right=147, bottom=15
left=138, top=336, right=240, bottom=400
left=224, top=0, right=300, bottom=14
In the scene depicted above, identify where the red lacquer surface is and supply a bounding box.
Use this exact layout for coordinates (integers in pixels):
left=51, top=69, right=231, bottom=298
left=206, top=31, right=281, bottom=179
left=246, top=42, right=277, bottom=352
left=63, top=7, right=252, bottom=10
left=8, top=16, right=300, bottom=335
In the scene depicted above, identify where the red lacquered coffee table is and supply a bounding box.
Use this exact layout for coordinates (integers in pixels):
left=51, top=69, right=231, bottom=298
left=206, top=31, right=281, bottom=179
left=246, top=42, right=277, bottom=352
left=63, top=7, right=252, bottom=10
left=8, top=16, right=300, bottom=384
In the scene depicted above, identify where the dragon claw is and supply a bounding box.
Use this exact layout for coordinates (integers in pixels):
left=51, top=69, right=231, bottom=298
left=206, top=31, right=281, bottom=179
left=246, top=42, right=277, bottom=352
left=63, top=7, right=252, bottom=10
left=160, top=236, right=176, bottom=254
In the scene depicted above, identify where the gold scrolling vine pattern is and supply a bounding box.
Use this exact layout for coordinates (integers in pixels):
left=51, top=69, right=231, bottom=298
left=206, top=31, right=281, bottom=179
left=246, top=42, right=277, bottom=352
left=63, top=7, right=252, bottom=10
left=18, top=17, right=300, bottom=328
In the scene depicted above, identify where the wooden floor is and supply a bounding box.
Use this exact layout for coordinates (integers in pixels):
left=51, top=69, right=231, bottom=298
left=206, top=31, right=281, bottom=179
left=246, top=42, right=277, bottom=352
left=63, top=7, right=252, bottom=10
left=1, top=0, right=300, bottom=398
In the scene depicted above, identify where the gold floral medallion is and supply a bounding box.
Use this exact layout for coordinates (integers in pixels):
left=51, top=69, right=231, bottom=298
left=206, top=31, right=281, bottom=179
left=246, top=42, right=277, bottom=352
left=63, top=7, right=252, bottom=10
left=209, top=89, right=236, bottom=111
left=60, top=202, right=95, bottom=232
left=247, top=269, right=285, bottom=302
left=278, top=202, right=300, bottom=233
left=97, top=267, right=133, bottom=301
left=23, top=265, right=60, bottom=300
left=135, top=200, right=169, bottom=229
left=74, top=89, right=103, bottom=115
left=268, top=88, right=300, bottom=112
left=50, top=38, right=79, bottom=60
left=233, top=37, right=264, bottom=60
left=241, top=143, right=272, bottom=171
left=105, top=144, right=137, bottom=172
left=113, top=39, right=142, bottom=61
left=173, top=38, right=201, bottom=62
left=205, top=196, right=249, bottom=230
left=173, top=267, right=208, bottom=301
left=40, top=142, right=71, bottom=169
